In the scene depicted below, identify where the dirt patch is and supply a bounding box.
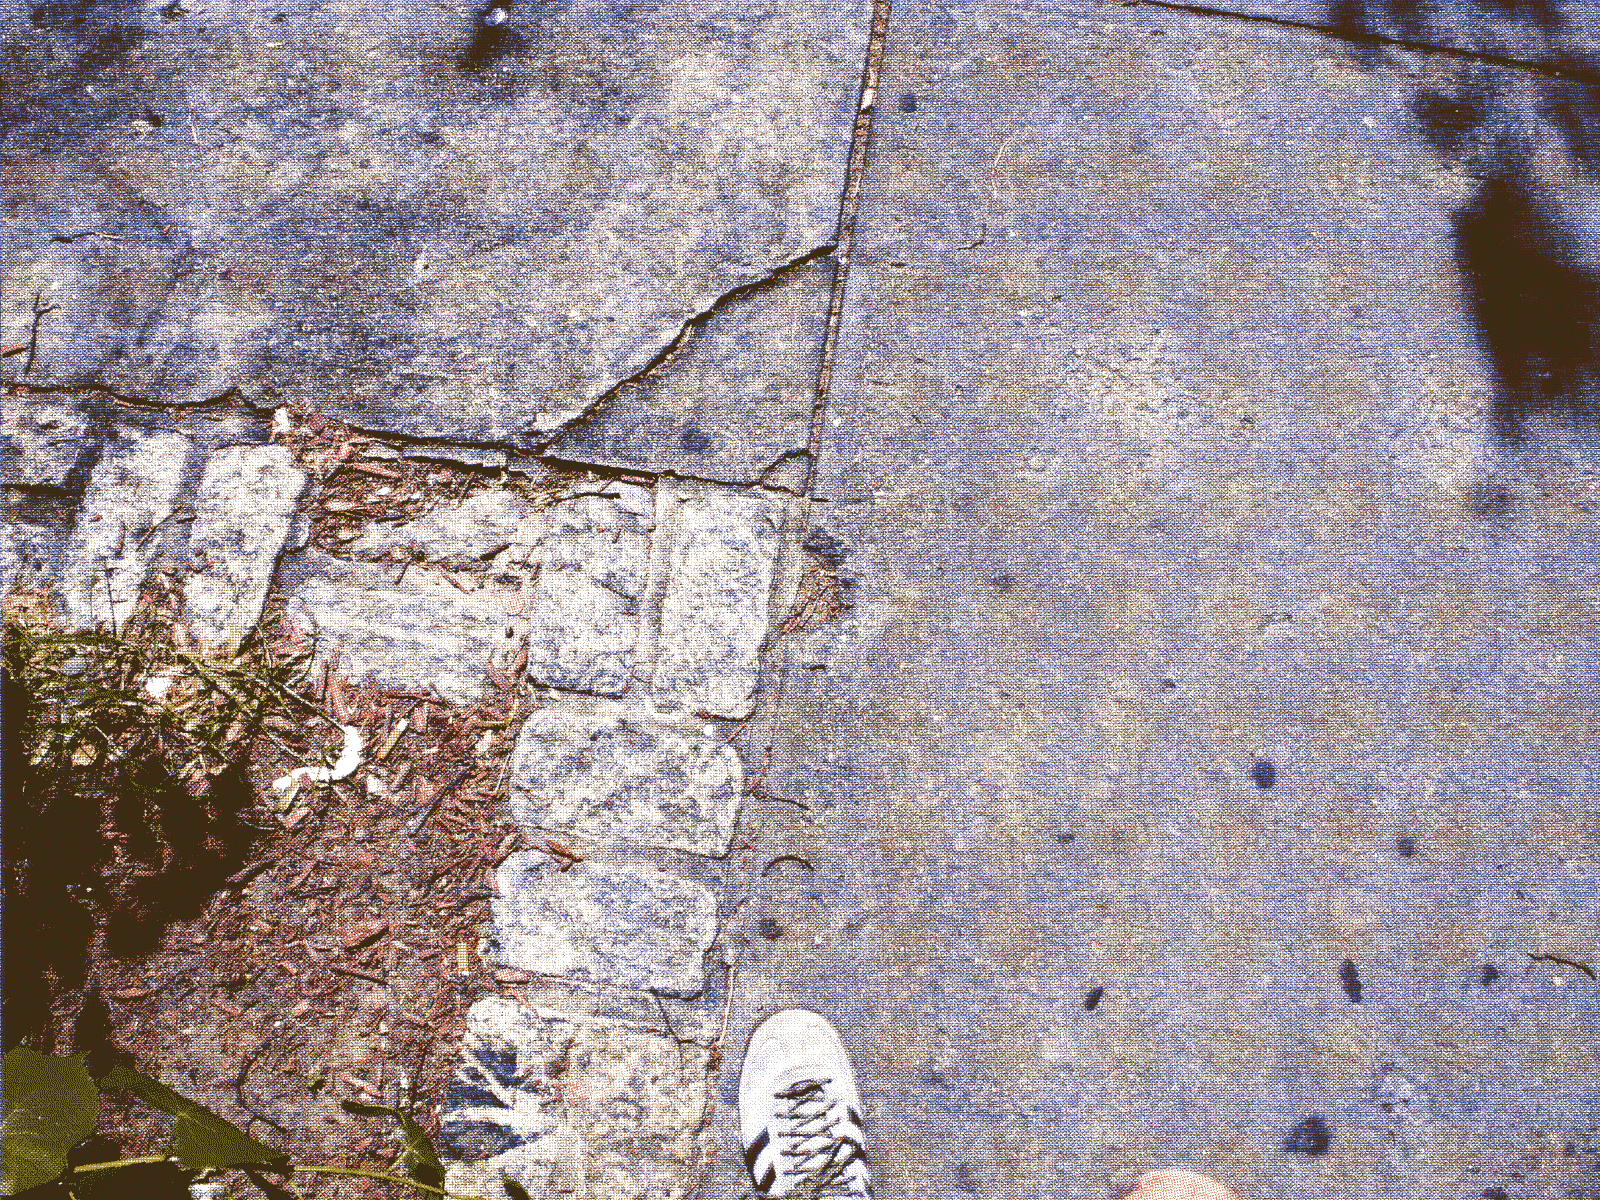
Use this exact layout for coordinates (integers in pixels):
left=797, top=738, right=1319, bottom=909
left=779, top=538, right=853, bottom=636
left=268, top=402, right=568, bottom=558
left=5, top=561, right=551, bottom=1198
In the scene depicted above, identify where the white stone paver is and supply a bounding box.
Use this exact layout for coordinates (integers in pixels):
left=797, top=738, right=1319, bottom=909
left=651, top=488, right=785, bottom=718
left=484, top=855, right=719, bottom=998
left=442, top=996, right=708, bottom=1200
left=182, top=444, right=309, bottom=649
left=283, top=550, right=509, bottom=704
left=58, top=429, right=193, bottom=630
left=508, top=703, right=744, bottom=856
left=525, top=485, right=655, bottom=697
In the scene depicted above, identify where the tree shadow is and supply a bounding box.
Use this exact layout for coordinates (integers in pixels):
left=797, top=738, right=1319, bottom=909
left=1, top=655, right=264, bottom=1048
left=1327, top=0, right=1600, bottom=446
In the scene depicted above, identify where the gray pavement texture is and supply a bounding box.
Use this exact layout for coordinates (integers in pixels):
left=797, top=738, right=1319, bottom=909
left=712, top=2, right=1600, bottom=1199
left=5, top=0, right=1600, bottom=1195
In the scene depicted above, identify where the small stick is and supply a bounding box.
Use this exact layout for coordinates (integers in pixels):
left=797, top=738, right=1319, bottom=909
left=407, top=762, right=476, bottom=837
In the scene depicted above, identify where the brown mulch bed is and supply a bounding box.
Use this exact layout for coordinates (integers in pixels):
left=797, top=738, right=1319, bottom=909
left=2, top=407, right=575, bottom=1198
left=10, top=601, right=555, bottom=1197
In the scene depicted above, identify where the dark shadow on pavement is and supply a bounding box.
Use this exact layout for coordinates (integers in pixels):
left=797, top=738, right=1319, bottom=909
left=1328, top=0, right=1600, bottom=445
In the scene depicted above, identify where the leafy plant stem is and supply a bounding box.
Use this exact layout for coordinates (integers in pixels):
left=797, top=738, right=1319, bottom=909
left=294, top=1164, right=489, bottom=1200
left=70, top=1155, right=170, bottom=1174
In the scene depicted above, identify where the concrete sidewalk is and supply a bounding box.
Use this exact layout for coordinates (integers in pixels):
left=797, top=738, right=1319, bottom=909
left=5, top=0, right=1599, bottom=1194
left=709, top=1, right=1600, bottom=1198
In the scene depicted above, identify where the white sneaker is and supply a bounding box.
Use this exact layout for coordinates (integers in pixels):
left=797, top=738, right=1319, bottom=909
left=738, top=1009, right=872, bottom=1199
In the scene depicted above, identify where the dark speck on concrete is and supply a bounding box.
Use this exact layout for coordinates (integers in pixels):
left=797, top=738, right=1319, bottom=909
left=1481, top=1188, right=1508, bottom=1199
left=1340, top=958, right=1363, bottom=1003
left=680, top=422, right=712, bottom=453
left=988, top=571, right=1015, bottom=592
left=1057, top=831, right=1076, bottom=844
left=1480, top=963, right=1500, bottom=986
left=1395, top=835, right=1417, bottom=857
left=1470, top=481, right=1515, bottom=520
left=953, top=1162, right=980, bottom=1193
left=899, top=92, right=919, bottom=113
left=757, top=917, right=783, bottom=940
left=1083, top=985, right=1104, bottom=1011
left=1282, top=1115, right=1332, bottom=1155
left=1250, top=757, right=1277, bottom=789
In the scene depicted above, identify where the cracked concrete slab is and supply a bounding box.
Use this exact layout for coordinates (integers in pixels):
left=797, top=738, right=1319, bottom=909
left=182, top=444, right=309, bottom=649
left=524, top=484, right=655, bottom=697
left=483, top=855, right=719, bottom=997
left=442, top=996, right=709, bottom=1200
left=508, top=703, right=744, bottom=857
left=652, top=488, right=787, bottom=719
left=3, top=0, right=869, bottom=446
left=278, top=549, right=512, bottom=704
left=545, top=251, right=833, bottom=486
left=57, top=427, right=194, bottom=631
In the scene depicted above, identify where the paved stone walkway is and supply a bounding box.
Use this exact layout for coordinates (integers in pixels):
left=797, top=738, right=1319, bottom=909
left=1, top=394, right=808, bottom=1197
left=7, top=0, right=1599, bottom=1193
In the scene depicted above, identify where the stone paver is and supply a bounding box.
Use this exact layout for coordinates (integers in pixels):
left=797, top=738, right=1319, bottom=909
left=1, top=399, right=93, bottom=489
left=509, top=704, right=744, bottom=857
left=484, top=855, right=719, bottom=998
left=525, top=486, right=655, bottom=697
left=442, top=996, right=709, bottom=1200
left=347, top=489, right=539, bottom=566
left=57, top=428, right=193, bottom=631
left=279, top=550, right=510, bottom=704
left=0, top=520, right=59, bottom=594
left=182, top=445, right=309, bottom=649
left=652, top=489, right=786, bottom=718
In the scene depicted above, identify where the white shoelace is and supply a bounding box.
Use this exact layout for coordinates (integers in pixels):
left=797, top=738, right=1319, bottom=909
left=754, top=1078, right=870, bottom=1199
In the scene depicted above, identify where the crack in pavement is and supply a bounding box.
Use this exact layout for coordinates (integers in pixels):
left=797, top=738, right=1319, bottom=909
left=805, top=0, right=895, bottom=500
left=533, top=242, right=839, bottom=457
left=1120, top=0, right=1600, bottom=82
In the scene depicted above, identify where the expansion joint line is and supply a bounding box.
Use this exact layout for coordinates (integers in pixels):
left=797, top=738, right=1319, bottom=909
left=804, top=0, right=893, bottom=499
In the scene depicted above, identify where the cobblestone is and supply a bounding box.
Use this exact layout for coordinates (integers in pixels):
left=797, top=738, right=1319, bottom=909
left=508, top=703, right=744, bottom=856
left=347, top=489, right=539, bottom=566
left=652, top=488, right=786, bottom=718
left=1, top=399, right=94, bottom=489
left=524, top=485, right=655, bottom=697
left=442, top=996, right=708, bottom=1200
left=484, top=855, right=719, bottom=997
left=182, top=445, right=309, bottom=649
left=57, top=428, right=194, bottom=631
left=279, top=550, right=512, bottom=704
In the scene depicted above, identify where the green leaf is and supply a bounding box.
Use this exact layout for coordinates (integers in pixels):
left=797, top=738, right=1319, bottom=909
left=2, top=1048, right=101, bottom=1194
left=100, top=1065, right=283, bottom=1170
left=341, top=1100, right=445, bottom=1187
left=502, top=1180, right=533, bottom=1200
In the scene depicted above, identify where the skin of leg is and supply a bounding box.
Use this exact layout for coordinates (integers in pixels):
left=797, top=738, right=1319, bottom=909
left=1122, top=1168, right=1244, bottom=1200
